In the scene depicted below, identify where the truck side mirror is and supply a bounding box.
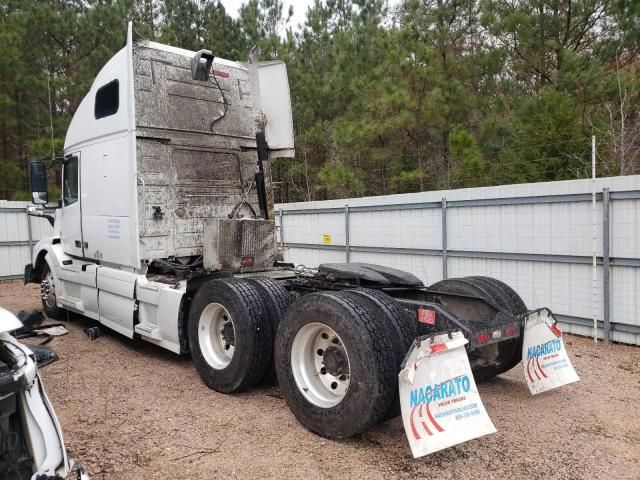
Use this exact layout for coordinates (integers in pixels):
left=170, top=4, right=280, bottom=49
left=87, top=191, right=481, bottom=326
left=29, top=161, right=48, bottom=205
left=191, top=49, right=214, bottom=81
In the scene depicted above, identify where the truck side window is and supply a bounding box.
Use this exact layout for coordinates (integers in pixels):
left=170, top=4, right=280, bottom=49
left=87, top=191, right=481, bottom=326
left=63, top=156, right=79, bottom=206
left=94, top=79, right=119, bottom=119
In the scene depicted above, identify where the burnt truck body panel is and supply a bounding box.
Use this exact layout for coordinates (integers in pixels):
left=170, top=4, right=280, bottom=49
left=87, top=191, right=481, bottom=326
left=133, top=41, right=276, bottom=263
left=59, top=25, right=292, bottom=270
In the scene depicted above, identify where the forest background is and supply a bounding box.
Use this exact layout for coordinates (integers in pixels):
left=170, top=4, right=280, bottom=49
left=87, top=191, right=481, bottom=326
left=1, top=0, right=638, bottom=202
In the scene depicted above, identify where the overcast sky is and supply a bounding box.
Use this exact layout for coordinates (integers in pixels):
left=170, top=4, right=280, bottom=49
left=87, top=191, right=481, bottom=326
left=219, top=0, right=314, bottom=31
left=218, top=1, right=401, bottom=32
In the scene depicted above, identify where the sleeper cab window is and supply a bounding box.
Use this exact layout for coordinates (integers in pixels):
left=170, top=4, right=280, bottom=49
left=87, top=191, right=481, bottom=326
left=94, top=79, right=119, bottom=119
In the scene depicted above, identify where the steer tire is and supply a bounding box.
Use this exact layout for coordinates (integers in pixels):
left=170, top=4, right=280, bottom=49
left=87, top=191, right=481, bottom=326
left=188, top=278, right=272, bottom=393
left=245, top=276, right=293, bottom=384
left=41, top=262, right=65, bottom=319
left=275, top=291, right=397, bottom=439
left=346, top=288, right=415, bottom=421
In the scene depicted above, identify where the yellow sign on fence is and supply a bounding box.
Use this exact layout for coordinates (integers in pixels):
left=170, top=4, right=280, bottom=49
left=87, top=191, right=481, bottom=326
left=322, top=233, right=332, bottom=245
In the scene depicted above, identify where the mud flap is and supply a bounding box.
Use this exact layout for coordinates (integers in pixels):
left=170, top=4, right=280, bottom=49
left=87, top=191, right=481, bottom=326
left=523, top=308, right=579, bottom=395
left=399, top=331, right=496, bottom=458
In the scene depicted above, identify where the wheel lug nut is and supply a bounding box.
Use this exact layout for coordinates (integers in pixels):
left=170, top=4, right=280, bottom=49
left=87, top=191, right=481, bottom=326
left=330, top=382, right=338, bottom=390
left=320, top=367, right=327, bottom=375
left=317, top=349, right=323, bottom=356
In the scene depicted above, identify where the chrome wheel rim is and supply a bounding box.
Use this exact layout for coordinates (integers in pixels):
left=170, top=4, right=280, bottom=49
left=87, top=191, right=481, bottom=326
left=42, top=270, right=57, bottom=308
left=198, top=303, right=235, bottom=369
left=291, top=323, right=350, bottom=408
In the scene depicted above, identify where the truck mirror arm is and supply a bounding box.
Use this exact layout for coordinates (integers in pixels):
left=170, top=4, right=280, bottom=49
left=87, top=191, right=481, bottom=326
left=27, top=205, right=55, bottom=227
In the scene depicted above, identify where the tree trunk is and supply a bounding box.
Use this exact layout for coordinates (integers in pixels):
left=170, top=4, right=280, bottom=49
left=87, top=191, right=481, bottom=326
left=442, top=129, right=450, bottom=189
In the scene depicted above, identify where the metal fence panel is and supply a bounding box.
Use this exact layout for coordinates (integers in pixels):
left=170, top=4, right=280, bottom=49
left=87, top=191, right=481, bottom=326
left=2, top=176, right=639, bottom=345
left=0, top=201, right=53, bottom=279
left=275, top=176, right=640, bottom=345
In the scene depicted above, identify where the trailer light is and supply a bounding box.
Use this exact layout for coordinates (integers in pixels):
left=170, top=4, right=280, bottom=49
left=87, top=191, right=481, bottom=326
left=430, top=343, right=448, bottom=354
left=417, top=308, right=436, bottom=325
left=491, top=330, right=502, bottom=339
left=503, top=325, right=517, bottom=337
left=476, top=332, right=490, bottom=344
left=550, top=323, right=562, bottom=338
left=240, top=256, right=254, bottom=267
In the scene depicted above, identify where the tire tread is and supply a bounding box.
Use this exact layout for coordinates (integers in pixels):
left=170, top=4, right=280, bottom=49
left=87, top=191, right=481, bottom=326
left=275, top=291, right=397, bottom=438
left=245, top=276, right=293, bottom=383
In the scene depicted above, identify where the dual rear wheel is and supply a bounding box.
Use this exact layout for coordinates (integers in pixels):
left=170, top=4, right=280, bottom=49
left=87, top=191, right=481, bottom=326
left=189, top=275, right=525, bottom=439
left=188, top=278, right=413, bottom=438
left=275, top=291, right=407, bottom=438
left=188, top=277, right=290, bottom=393
left=428, top=276, right=528, bottom=381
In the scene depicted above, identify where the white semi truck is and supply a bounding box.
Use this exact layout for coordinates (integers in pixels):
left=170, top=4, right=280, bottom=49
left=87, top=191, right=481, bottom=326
left=23, top=25, right=577, bottom=454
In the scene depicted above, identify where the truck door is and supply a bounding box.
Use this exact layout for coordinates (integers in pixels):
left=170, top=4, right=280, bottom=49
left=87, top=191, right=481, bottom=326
left=60, top=153, right=84, bottom=257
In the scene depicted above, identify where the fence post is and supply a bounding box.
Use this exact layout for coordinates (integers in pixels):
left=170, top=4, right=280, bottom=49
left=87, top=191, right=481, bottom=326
left=441, top=197, right=448, bottom=280
left=345, top=204, right=350, bottom=263
left=278, top=209, right=284, bottom=248
left=26, top=207, right=34, bottom=261
left=591, top=135, right=598, bottom=343
left=603, top=188, right=611, bottom=343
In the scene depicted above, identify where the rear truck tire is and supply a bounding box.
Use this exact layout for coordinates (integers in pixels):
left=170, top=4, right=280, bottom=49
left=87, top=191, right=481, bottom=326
left=40, top=262, right=65, bottom=319
left=188, top=278, right=273, bottom=393
left=274, top=291, right=397, bottom=439
left=345, top=288, right=416, bottom=422
left=428, top=276, right=527, bottom=382
left=464, top=277, right=527, bottom=379
left=466, top=276, right=527, bottom=314
left=245, top=276, right=293, bottom=384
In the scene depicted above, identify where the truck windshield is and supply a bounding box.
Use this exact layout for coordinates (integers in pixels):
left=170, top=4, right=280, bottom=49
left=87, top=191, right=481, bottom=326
left=63, top=156, right=78, bottom=206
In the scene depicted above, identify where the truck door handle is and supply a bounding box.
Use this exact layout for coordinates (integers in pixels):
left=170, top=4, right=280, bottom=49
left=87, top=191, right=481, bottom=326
left=75, top=240, right=88, bottom=248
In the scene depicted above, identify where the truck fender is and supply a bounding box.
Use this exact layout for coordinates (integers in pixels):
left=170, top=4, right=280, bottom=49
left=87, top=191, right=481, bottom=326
left=28, top=239, right=72, bottom=287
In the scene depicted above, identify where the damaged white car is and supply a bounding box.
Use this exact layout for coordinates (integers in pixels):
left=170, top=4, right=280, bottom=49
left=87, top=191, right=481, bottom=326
left=0, top=307, right=88, bottom=480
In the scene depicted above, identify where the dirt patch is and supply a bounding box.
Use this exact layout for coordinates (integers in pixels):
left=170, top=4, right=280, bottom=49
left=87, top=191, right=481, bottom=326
left=2, top=280, right=639, bottom=479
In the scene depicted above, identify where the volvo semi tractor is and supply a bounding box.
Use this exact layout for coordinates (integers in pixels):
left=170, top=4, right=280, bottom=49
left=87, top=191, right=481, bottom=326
left=24, top=24, right=577, bottom=456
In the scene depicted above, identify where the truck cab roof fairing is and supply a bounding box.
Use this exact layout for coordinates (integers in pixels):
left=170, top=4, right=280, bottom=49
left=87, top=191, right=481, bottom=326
left=64, top=24, right=294, bottom=156
left=65, top=24, right=135, bottom=152
left=64, top=46, right=131, bottom=151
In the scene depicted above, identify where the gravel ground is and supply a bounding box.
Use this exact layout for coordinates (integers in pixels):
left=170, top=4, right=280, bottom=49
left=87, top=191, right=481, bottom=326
left=2, top=279, right=639, bottom=479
